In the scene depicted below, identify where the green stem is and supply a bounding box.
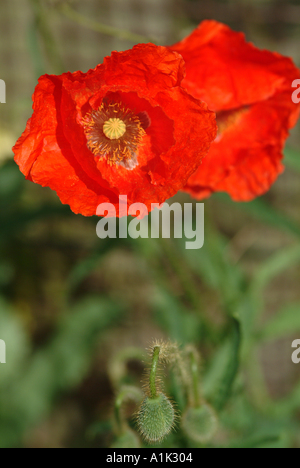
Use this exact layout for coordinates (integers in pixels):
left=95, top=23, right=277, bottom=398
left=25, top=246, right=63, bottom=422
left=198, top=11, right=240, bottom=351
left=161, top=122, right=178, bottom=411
left=149, top=346, right=160, bottom=399
left=60, top=4, right=159, bottom=44
left=189, top=350, right=200, bottom=408
left=114, top=391, right=125, bottom=434
left=213, top=318, right=241, bottom=412
left=29, top=0, right=64, bottom=74
left=159, top=238, right=201, bottom=311
left=157, top=237, right=215, bottom=340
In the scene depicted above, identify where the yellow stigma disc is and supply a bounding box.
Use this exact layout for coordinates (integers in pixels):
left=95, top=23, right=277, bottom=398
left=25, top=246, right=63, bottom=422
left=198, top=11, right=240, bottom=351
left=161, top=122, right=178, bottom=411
left=103, top=118, right=126, bottom=140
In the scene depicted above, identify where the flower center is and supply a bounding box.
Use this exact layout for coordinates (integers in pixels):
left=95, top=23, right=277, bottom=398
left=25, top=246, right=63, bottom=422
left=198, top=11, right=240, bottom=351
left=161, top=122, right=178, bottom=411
left=103, top=118, right=126, bottom=140
left=82, top=101, right=146, bottom=170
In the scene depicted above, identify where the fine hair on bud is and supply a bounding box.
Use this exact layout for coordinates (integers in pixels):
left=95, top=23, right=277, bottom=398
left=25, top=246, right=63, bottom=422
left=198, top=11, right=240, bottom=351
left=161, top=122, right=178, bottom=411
left=147, top=339, right=180, bottom=365
left=136, top=393, right=176, bottom=443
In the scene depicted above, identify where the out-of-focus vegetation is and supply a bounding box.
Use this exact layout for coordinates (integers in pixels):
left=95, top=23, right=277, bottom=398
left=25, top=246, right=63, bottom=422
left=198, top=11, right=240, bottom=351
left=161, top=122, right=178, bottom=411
left=0, top=0, right=299, bottom=448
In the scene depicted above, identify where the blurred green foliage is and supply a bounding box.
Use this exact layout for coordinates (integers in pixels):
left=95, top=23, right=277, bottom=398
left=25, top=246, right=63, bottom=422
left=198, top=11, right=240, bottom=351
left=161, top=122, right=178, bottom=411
left=0, top=145, right=299, bottom=447
left=0, top=0, right=299, bottom=449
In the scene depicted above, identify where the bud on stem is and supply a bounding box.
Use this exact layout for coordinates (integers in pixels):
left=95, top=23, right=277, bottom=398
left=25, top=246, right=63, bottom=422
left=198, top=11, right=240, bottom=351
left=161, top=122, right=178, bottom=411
left=181, top=347, right=218, bottom=444
left=137, top=342, right=176, bottom=443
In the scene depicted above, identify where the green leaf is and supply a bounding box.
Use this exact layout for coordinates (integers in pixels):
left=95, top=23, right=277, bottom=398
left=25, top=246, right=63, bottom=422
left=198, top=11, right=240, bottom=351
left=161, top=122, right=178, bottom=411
left=260, top=303, right=300, bottom=341
left=215, top=194, right=300, bottom=238
left=226, top=434, right=282, bottom=449
left=251, top=244, right=300, bottom=293
left=204, top=318, right=241, bottom=411
left=273, top=380, right=300, bottom=418
left=182, top=226, right=245, bottom=313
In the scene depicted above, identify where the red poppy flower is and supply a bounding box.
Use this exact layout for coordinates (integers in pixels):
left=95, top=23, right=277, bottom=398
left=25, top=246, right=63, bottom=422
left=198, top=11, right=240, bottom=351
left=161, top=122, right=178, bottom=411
left=170, top=21, right=300, bottom=201
left=13, top=44, right=217, bottom=216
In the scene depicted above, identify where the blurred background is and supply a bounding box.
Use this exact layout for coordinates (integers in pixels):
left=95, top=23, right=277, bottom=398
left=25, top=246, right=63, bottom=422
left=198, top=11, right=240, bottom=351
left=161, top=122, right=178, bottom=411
left=0, top=0, right=299, bottom=448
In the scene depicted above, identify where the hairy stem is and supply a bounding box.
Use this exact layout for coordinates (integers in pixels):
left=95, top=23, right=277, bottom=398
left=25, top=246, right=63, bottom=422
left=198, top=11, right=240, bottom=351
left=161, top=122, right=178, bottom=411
left=149, top=346, right=160, bottom=399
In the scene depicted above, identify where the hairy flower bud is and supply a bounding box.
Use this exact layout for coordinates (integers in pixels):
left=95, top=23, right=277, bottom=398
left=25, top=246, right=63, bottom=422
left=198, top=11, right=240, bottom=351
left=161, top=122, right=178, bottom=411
left=137, top=393, right=175, bottom=443
left=182, top=403, right=218, bottom=444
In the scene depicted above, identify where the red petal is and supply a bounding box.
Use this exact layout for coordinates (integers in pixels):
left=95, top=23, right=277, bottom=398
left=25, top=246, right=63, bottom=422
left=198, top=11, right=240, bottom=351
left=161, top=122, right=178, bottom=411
left=171, top=20, right=300, bottom=201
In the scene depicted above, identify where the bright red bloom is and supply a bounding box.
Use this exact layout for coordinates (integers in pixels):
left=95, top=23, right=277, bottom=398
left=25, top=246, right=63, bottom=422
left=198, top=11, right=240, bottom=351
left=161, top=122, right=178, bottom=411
left=170, top=21, right=300, bottom=201
left=13, top=44, right=217, bottom=216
